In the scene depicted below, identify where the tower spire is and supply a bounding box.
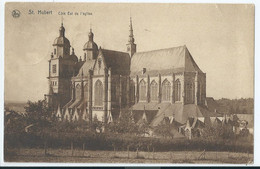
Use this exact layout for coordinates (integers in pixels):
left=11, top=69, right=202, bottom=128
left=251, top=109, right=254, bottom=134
left=128, top=17, right=134, bottom=43
left=126, top=17, right=136, bottom=57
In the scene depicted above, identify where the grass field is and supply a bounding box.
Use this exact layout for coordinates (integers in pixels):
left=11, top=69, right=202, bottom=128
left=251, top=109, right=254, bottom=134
left=4, top=148, right=253, bottom=164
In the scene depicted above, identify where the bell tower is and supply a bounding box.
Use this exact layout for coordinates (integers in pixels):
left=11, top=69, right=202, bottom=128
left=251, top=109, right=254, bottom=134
left=126, top=17, right=136, bottom=57
left=46, top=22, right=75, bottom=111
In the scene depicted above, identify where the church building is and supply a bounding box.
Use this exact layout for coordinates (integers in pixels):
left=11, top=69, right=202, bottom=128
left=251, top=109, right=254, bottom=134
left=46, top=18, right=213, bottom=126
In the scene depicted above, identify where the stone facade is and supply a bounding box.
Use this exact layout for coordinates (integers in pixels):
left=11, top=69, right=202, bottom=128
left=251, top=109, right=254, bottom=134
left=46, top=18, right=207, bottom=125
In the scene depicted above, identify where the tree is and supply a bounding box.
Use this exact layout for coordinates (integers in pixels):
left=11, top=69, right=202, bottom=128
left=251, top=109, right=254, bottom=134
left=229, top=106, right=235, bottom=114
left=235, top=106, right=241, bottom=114
left=138, top=120, right=150, bottom=136
left=153, top=120, right=174, bottom=138
left=91, top=115, right=103, bottom=133
left=24, top=100, right=52, bottom=124
left=242, top=108, right=248, bottom=114
left=4, top=107, right=27, bottom=134
left=24, top=99, right=54, bottom=143
left=106, top=110, right=138, bottom=135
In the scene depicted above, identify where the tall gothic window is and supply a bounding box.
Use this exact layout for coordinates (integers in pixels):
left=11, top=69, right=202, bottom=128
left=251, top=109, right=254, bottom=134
left=130, top=81, right=135, bottom=104
left=139, top=80, right=146, bottom=101
left=175, top=79, right=181, bottom=101
left=75, top=84, right=81, bottom=99
left=150, top=80, right=158, bottom=102
left=162, top=79, right=171, bottom=101
left=186, top=83, right=194, bottom=103
left=94, top=80, right=103, bottom=106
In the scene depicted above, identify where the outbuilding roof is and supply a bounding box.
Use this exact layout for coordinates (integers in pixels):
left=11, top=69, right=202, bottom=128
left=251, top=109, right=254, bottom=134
left=130, top=102, right=218, bottom=126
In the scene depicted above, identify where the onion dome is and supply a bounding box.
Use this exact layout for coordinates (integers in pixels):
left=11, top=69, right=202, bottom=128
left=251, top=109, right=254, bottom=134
left=83, top=29, right=98, bottom=51
left=53, top=23, right=71, bottom=47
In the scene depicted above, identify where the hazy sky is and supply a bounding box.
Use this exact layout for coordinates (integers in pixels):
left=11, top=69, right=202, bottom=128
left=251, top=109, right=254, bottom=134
left=4, top=3, right=254, bottom=102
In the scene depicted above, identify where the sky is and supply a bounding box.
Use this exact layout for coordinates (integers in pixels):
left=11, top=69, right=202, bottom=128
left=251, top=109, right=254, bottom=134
left=4, top=3, right=254, bottom=102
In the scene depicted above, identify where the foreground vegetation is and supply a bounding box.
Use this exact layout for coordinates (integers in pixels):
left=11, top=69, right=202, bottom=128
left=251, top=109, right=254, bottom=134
left=4, top=99, right=253, bottom=162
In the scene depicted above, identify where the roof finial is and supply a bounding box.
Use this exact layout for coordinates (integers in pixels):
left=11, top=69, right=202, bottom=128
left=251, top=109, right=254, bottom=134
left=72, top=47, right=75, bottom=55
left=88, top=23, right=94, bottom=41
left=59, top=17, right=65, bottom=37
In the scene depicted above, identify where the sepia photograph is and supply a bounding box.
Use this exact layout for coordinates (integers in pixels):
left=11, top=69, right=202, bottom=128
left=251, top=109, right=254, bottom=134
left=3, top=2, right=254, bottom=164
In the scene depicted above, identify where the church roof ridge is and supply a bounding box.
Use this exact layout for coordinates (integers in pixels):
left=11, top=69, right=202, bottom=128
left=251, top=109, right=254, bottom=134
left=100, top=48, right=129, bottom=55
left=134, top=45, right=187, bottom=55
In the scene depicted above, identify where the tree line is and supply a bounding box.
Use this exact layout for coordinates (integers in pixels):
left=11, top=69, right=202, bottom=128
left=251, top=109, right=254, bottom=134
left=215, top=98, right=254, bottom=114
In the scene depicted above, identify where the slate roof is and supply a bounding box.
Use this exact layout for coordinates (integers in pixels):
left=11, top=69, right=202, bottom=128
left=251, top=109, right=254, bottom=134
left=131, top=110, right=158, bottom=124
left=77, top=100, right=88, bottom=110
left=53, top=36, right=70, bottom=46
left=63, top=99, right=74, bottom=109
left=76, top=49, right=130, bottom=76
left=68, top=99, right=82, bottom=109
left=130, top=45, right=203, bottom=76
left=77, top=59, right=96, bottom=77
left=83, top=41, right=98, bottom=51
left=100, top=49, right=131, bottom=75
left=69, top=53, right=78, bottom=63
left=130, top=102, right=218, bottom=126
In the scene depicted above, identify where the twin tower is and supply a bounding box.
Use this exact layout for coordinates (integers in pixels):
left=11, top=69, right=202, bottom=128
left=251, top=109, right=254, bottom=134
left=46, top=18, right=207, bottom=124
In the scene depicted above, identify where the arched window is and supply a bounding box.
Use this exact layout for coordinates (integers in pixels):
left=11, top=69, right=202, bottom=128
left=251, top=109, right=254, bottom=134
left=150, top=80, right=158, bottom=102
left=75, top=84, right=81, bottom=99
left=130, top=80, right=135, bottom=104
left=186, top=83, right=194, bottom=103
left=94, top=80, right=103, bottom=106
left=175, top=79, right=181, bottom=101
left=162, top=79, right=171, bottom=101
left=139, top=80, right=146, bottom=101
